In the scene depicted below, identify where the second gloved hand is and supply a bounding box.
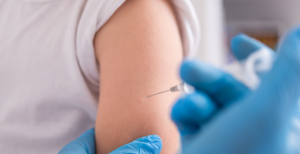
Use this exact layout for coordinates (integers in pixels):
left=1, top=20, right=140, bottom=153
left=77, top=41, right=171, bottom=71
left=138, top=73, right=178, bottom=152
left=172, top=28, right=300, bottom=154
left=58, top=128, right=162, bottom=154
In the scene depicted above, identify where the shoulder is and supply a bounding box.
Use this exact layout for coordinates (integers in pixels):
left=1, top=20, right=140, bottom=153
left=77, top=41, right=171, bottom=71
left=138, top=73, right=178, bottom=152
left=94, top=0, right=181, bottom=61
left=98, top=0, right=177, bottom=31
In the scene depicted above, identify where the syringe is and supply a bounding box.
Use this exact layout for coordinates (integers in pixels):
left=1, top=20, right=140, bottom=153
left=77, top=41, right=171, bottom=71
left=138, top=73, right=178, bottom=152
left=146, top=82, right=194, bottom=98
left=146, top=48, right=273, bottom=98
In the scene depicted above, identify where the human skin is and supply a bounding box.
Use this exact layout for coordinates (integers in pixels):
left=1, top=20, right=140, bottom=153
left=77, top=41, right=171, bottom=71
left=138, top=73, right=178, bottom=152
left=93, top=0, right=183, bottom=153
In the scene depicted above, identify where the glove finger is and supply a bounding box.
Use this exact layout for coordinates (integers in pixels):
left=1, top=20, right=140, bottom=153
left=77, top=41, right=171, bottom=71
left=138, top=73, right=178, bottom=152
left=231, top=33, right=275, bottom=61
left=109, top=135, right=162, bottom=154
left=171, top=92, right=216, bottom=136
left=180, top=60, right=250, bottom=107
left=58, top=128, right=96, bottom=154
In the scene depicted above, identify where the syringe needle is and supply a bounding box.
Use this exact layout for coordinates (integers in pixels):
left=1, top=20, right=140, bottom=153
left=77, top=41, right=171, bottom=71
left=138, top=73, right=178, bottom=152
left=146, top=90, right=170, bottom=98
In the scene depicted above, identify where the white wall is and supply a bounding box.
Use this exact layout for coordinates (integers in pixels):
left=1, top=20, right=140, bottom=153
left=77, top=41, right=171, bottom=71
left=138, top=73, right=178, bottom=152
left=224, top=0, right=300, bottom=35
left=187, top=0, right=300, bottom=66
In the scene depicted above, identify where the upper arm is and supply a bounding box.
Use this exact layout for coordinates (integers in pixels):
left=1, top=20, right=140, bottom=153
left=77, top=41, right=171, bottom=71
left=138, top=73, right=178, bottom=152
left=94, top=0, right=183, bottom=153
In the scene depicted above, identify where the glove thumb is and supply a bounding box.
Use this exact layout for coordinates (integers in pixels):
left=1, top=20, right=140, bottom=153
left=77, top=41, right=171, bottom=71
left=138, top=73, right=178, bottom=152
left=109, top=135, right=162, bottom=154
left=58, top=128, right=96, bottom=154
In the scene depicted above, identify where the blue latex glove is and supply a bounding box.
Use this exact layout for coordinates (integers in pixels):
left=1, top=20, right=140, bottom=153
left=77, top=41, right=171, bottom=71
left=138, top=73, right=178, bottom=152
left=58, top=128, right=162, bottom=154
left=172, top=34, right=272, bottom=136
left=172, top=27, right=300, bottom=154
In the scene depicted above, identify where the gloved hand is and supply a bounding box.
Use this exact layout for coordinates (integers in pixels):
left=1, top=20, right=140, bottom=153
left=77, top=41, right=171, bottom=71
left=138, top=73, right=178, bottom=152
left=172, top=33, right=272, bottom=137
left=172, top=27, right=300, bottom=154
left=58, top=128, right=162, bottom=154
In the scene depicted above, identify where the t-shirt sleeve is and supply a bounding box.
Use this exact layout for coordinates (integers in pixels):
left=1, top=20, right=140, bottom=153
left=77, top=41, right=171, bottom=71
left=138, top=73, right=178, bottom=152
left=76, top=0, right=200, bottom=88
left=76, top=0, right=126, bottom=88
left=172, top=0, right=200, bottom=58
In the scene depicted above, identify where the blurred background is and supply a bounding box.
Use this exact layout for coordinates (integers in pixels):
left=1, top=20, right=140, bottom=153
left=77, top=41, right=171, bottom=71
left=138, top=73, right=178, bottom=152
left=190, top=0, right=300, bottom=67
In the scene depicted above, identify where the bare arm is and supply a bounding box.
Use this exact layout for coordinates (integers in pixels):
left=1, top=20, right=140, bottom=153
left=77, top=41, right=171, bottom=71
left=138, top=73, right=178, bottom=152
left=94, top=0, right=182, bottom=153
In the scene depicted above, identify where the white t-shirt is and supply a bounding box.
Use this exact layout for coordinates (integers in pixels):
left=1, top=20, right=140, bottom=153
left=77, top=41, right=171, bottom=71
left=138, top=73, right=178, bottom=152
left=0, top=0, right=200, bottom=153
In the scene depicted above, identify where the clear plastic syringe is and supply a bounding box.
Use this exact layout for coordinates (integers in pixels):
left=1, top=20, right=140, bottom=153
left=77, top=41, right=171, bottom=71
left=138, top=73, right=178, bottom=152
left=146, top=82, right=194, bottom=98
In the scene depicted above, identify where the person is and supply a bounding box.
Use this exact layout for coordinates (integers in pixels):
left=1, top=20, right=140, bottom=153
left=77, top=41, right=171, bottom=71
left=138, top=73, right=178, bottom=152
left=60, top=27, right=300, bottom=154
left=0, top=0, right=199, bottom=153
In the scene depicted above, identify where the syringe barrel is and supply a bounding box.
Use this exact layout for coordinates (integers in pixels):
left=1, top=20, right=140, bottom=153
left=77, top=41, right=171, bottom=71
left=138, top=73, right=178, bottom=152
left=170, top=83, right=183, bottom=92
left=170, top=83, right=194, bottom=93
